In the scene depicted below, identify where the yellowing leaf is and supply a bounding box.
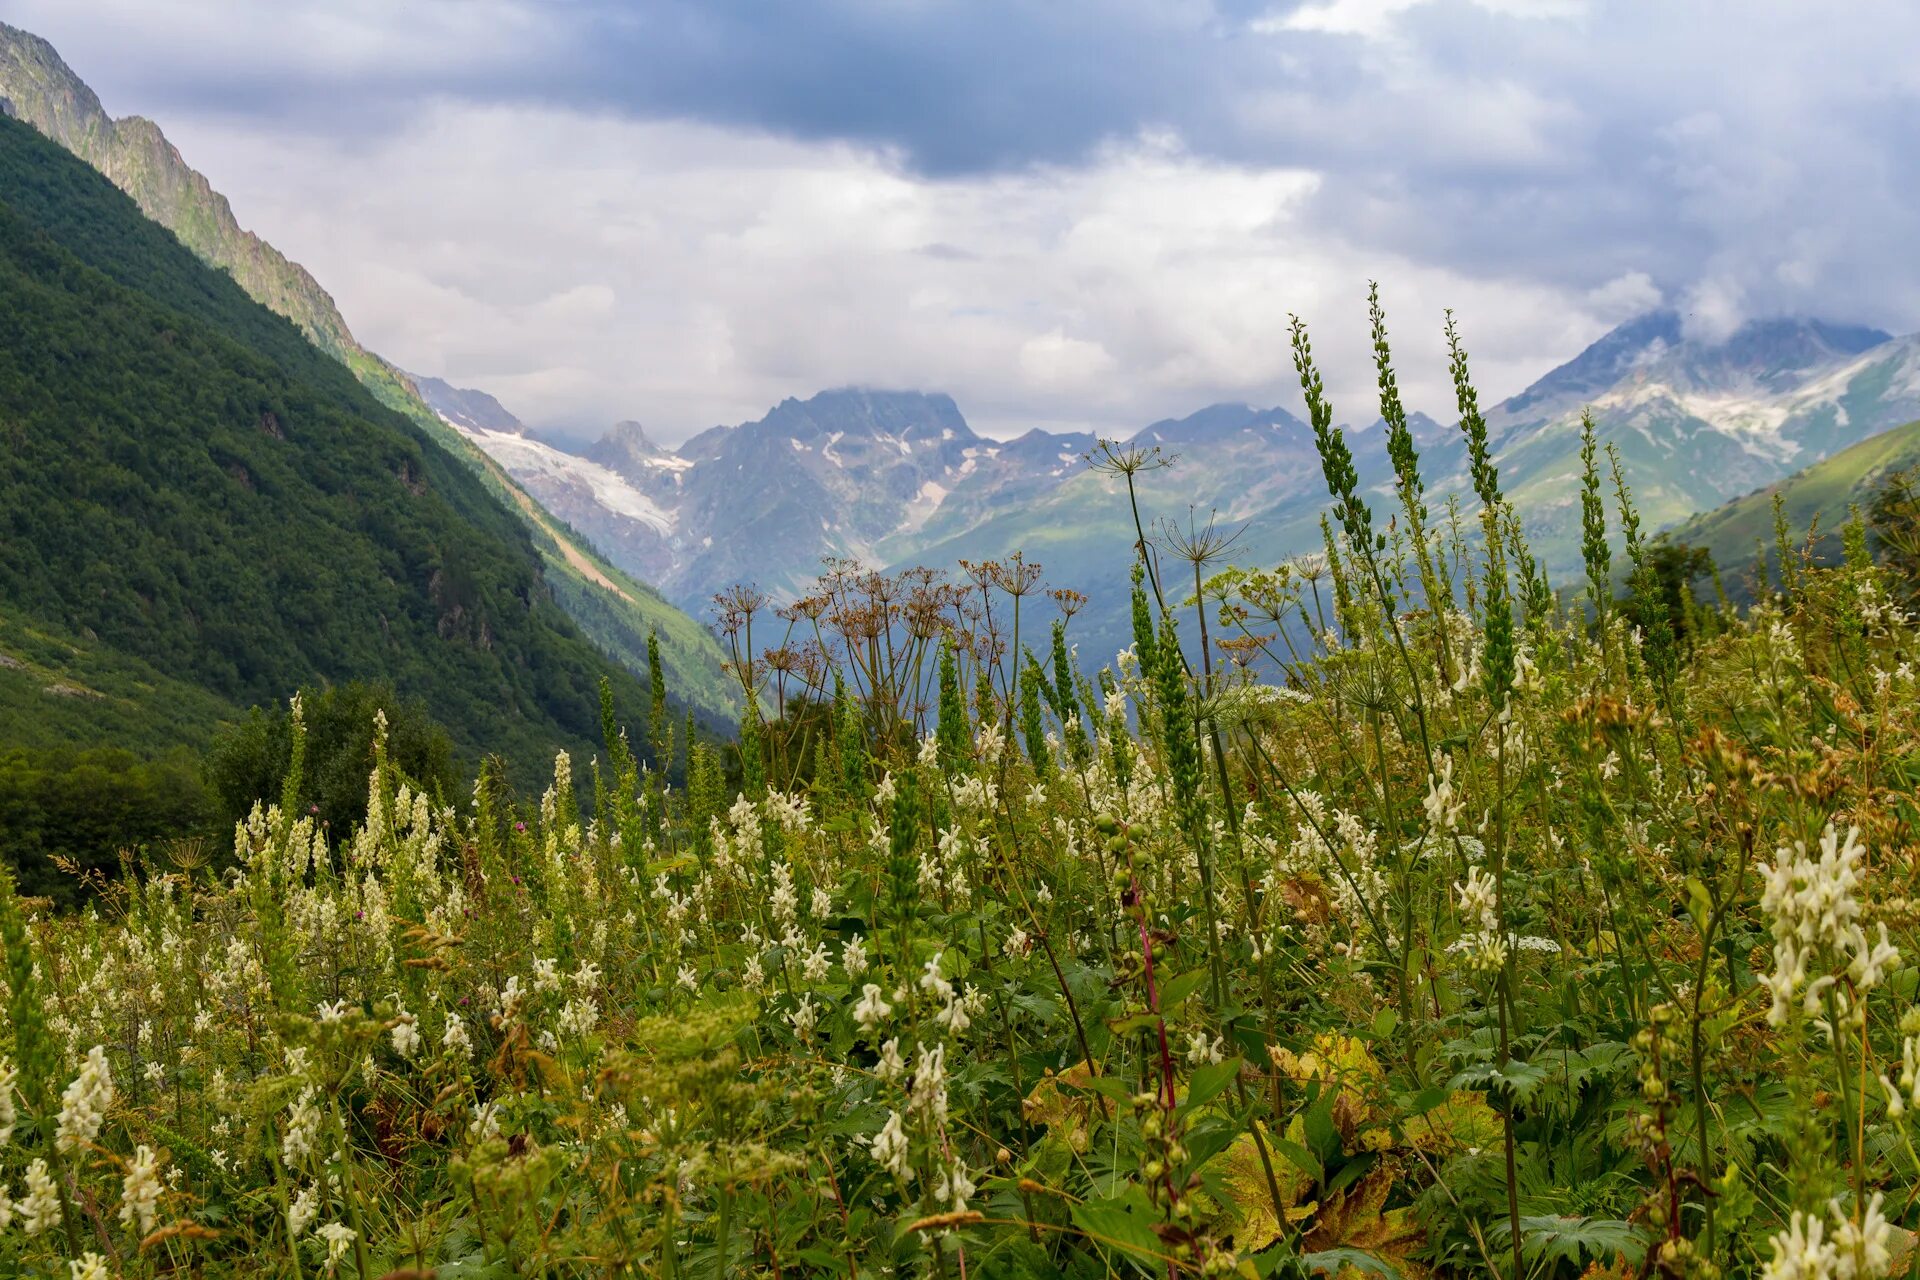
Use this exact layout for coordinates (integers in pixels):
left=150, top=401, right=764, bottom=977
left=1302, top=1167, right=1427, bottom=1278
left=1022, top=1059, right=1109, bottom=1152
left=1215, top=1122, right=1315, bottom=1254
left=1271, top=1033, right=1386, bottom=1142
left=1403, top=1090, right=1503, bottom=1157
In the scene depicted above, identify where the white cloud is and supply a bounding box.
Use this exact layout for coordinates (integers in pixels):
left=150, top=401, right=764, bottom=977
left=1258, top=0, right=1583, bottom=39
left=16, top=0, right=1920, bottom=446
left=8, top=0, right=549, bottom=102
left=156, top=104, right=1620, bottom=442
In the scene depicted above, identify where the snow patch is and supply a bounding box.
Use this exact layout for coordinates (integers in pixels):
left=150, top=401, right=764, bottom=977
left=897, top=478, right=951, bottom=534
left=445, top=416, right=675, bottom=535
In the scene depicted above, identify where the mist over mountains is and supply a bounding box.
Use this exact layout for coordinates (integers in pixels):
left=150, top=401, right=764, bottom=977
left=418, top=309, right=1920, bottom=662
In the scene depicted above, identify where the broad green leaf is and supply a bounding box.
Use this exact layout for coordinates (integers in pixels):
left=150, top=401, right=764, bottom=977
left=1181, top=1056, right=1243, bottom=1115
left=1157, top=966, right=1210, bottom=1010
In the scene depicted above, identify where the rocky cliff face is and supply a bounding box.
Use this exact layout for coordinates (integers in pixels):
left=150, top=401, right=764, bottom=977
left=0, top=22, right=365, bottom=363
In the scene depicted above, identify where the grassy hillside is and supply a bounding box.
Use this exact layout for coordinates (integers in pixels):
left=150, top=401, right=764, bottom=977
left=0, top=115, right=663, bottom=778
left=1663, top=416, right=1920, bottom=588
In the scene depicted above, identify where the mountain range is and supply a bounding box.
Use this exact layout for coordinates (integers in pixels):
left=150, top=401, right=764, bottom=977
left=417, top=310, right=1920, bottom=665
left=8, top=14, right=1920, bottom=707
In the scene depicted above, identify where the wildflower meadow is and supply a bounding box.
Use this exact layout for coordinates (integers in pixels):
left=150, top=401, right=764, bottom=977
left=5, top=301, right=1920, bottom=1279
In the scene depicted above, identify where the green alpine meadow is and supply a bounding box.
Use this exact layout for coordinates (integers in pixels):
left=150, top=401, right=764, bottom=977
left=3, top=8, right=1920, bottom=1280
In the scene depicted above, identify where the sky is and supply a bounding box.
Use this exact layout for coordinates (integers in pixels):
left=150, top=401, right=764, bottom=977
left=12, top=0, right=1920, bottom=446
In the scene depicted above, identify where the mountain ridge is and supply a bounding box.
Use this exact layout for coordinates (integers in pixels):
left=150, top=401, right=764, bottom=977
left=0, top=20, right=737, bottom=722
left=0, top=113, right=678, bottom=781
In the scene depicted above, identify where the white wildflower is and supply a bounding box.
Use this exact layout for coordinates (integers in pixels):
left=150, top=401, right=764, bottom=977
left=283, top=1086, right=322, bottom=1166
left=802, top=943, right=831, bottom=983
left=288, top=1183, right=320, bottom=1237
left=119, top=1143, right=164, bottom=1235
left=842, top=934, right=870, bottom=979
left=787, top=994, right=819, bottom=1042
left=852, top=984, right=893, bottom=1032
left=468, top=1100, right=503, bottom=1142
left=0, top=1058, right=16, bottom=1147
left=20, top=1158, right=60, bottom=1235
left=919, top=952, right=954, bottom=1002
left=866, top=1109, right=911, bottom=1180
left=936, top=1159, right=977, bottom=1212
left=933, top=997, right=971, bottom=1036
left=56, top=1045, right=114, bottom=1152
left=442, top=1013, right=473, bottom=1061
left=1758, top=825, right=1898, bottom=1027
left=1423, top=758, right=1462, bottom=833
left=557, top=997, right=600, bottom=1039
left=391, top=1013, right=422, bottom=1060
left=317, top=1220, right=356, bottom=1274
left=1185, top=1032, right=1225, bottom=1065
left=68, top=1254, right=112, bottom=1280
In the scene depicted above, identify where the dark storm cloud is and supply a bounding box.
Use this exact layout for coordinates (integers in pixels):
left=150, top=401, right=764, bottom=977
left=12, top=0, right=1920, bottom=436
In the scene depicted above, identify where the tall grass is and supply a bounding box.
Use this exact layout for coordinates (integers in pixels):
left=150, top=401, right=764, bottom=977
left=1, top=301, right=1916, bottom=1278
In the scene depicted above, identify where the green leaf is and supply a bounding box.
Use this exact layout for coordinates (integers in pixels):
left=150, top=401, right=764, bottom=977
left=1303, top=1246, right=1403, bottom=1277
left=1181, top=1113, right=1244, bottom=1174
left=1271, top=1136, right=1324, bottom=1185
left=1489, top=1214, right=1649, bottom=1269
left=1071, top=1192, right=1169, bottom=1272
left=1181, top=1056, right=1242, bottom=1115
left=1685, top=876, right=1713, bottom=928
left=1157, top=967, right=1210, bottom=1010
left=1107, top=1011, right=1162, bottom=1037
left=1324, top=1150, right=1375, bottom=1197
left=1072, top=1072, right=1136, bottom=1106
left=1303, top=1086, right=1341, bottom=1164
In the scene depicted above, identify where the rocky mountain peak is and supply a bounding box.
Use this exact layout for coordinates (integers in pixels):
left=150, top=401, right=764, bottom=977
left=585, top=420, right=676, bottom=478
left=754, top=387, right=975, bottom=445
left=0, top=22, right=106, bottom=148
left=1496, top=310, right=1896, bottom=433
left=1501, top=311, right=1685, bottom=417
left=1657, top=317, right=1893, bottom=392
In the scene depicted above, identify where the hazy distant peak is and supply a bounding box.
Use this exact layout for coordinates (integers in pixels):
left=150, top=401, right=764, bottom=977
left=585, top=419, right=679, bottom=477
left=759, top=387, right=974, bottom=440
left=413, top=375, right=526, bottom=435
left=1501, top=310, right=1895, bottom=421
left=605, top=419, right=654, bottom=447
left=1131, top=402, right=1308, bottom=447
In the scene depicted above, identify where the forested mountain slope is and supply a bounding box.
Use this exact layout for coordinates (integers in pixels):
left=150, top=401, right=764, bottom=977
left=0, top=115, right=663, bottom=777
left=0, top=19, right=736, bottom=723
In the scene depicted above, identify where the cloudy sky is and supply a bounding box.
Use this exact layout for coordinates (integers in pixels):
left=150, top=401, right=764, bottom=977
left=13, top=1, right=1920, bottom=445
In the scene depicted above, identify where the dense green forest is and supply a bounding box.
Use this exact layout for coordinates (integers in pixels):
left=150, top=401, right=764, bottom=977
left=0, top=115, right=677, bottom=831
